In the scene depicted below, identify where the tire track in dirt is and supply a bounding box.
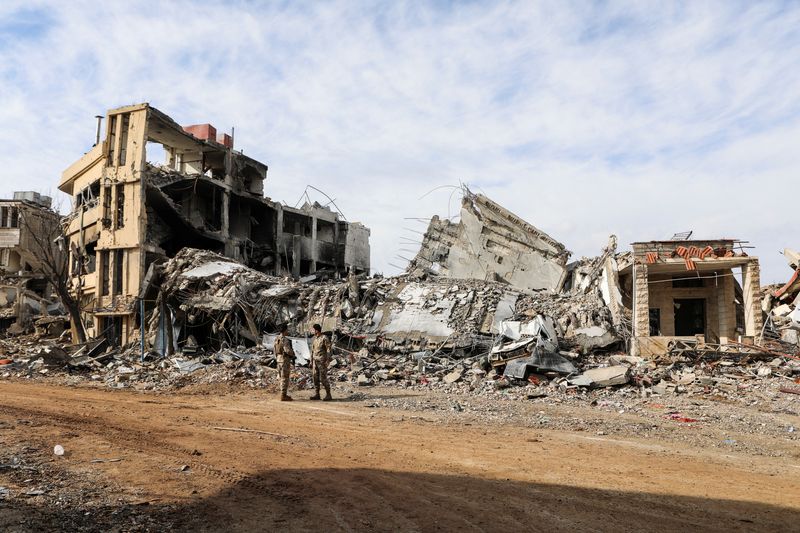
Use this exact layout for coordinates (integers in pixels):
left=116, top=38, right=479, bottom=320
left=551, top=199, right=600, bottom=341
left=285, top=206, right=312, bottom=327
left=0, top=404, right=249, bottom=487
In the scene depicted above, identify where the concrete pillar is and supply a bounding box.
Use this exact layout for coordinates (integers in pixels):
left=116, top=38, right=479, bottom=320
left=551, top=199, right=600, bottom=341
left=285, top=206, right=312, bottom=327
left=221, top=189, right=232, bottom=256
left=742, top=259, right=763, bottom=337
left=310, top=216, right=318, bottom=274
left=335, top=220, right=344, bottom=275
left=292, top=235, right=301, bottom=278
left=633, top=263, right=650, bottom=337
left=715, top=270, right=736, bottom=340
left=602, top=257, right=623, bottom=326
left=274, top=207, right=283, bottom=275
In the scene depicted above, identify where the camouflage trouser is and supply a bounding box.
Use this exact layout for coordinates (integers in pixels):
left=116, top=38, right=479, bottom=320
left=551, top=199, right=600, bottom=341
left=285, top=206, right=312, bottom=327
left=312, top=360, right=330, bottom=393
left=278, top=359, right=291, bottom=396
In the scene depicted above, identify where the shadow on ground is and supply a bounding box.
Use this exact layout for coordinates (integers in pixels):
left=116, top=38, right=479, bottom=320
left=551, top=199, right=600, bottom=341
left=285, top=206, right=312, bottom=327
left=1, top=467, right=796, bottom=532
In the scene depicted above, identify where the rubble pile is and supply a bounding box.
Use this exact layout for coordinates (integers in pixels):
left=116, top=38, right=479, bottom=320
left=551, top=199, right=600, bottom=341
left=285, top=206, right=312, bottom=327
left=762, top=248, right=800, bottom=351
left=142, top=248, right=622, bottom=358
left=3, top=244, right=800, bottom=407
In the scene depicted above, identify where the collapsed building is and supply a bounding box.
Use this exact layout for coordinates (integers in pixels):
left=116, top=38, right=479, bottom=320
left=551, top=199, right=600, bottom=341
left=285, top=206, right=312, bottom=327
left=0, top=192, right=63, bottom=332
left=407, top=190, right=570, bottom=292
left=3, top=176, right=795, bottom=399
left=138, top=245, right=615, bottom=359
left=58, top=103, right=370, bottom=346
left=408, top=191, right=768, bottom=359
left=0, top=101, right=781, bottom=377
left=763, top=248, right=800, bottom=349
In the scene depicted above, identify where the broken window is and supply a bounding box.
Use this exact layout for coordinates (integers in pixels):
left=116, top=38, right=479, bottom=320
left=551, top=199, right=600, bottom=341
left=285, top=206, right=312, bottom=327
left=648, top=308, right=661, bottom=336
left=145, top=141, right=168, bottom=166
left=70, top=249, right=80, bottom=276
left=0, top=206, right=15, bottom=228
left=108, top=115, right=117, bottom=164
left=101, top=316, right=123, bottom=347
left=115, top=184, right=125, bottom=228
left=230, top=197, right=250, bottom=237
left=250, top=204, right=276, bottom=245
left=316, top=219, right=336, bottom=243
left=77, top=181, right=101, bottom=209
left=118, top=113, right=130, bottom=166
left=100, top=250, right=110, bottom=296
left=85, top=241, right=97, bottom=274
left=283, top=212, right=313, bottom=237
left=102, top=184, right=112, bottom=226
left=90, top=181, right=100, bottom=201
left=113, top=249, right=124, bottom=295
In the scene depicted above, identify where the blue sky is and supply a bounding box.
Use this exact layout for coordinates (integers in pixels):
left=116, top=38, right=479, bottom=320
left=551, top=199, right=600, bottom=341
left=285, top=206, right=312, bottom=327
left=0, top=0, right=798, bottom=283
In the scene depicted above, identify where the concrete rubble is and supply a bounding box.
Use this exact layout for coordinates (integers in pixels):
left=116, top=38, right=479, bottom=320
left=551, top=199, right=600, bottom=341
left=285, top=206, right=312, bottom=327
left=58, top=103, right=370, bottom=348
left=1, top=186, right=798, bottom=403
left=0, top=192, right=65, bottom=335
left=407, top=188, right=570, bottom=292
left=0, top=102, right=797, bottom=421
left=2, top=243, right=799, bottom=404
left=761, top=248, right=800, bottom=354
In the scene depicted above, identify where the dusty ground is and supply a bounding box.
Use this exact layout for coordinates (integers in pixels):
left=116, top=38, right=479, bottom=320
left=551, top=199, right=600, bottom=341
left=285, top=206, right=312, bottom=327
left=1, top=381, right=799, bottom=532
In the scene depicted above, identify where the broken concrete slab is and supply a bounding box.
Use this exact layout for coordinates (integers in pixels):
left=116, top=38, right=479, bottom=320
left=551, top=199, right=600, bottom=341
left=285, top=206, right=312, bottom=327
left=443, top=368, right=464, bottom=384
left=773, top=304, right=793, bottom=317
left=407, top=188, right=570, bottom=292
left=491, top=337, right=536, bottom=356
left=569, top=365, right=630, bottom=388
left=181, top=260, right=247, bottom=280
left=570, top=326, right=618, bottom=354
left=529, top=351, right=577, bottom=374
left=503, top=351, right=577, bottom=380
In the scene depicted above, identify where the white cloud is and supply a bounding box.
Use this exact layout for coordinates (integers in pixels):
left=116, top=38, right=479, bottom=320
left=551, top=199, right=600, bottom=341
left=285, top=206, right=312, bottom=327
left=0, top=0, right=798, bottom=283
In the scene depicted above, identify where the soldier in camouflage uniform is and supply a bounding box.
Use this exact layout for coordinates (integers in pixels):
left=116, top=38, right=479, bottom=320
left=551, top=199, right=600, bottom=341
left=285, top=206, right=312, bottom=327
left=309, top=323, right=333, bottom=401
left=273, top=324, right=295, bottom=401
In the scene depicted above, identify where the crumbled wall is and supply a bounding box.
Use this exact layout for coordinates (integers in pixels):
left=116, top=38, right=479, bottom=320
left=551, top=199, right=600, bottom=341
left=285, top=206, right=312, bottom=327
left=408, top=191, right=569, bottom=292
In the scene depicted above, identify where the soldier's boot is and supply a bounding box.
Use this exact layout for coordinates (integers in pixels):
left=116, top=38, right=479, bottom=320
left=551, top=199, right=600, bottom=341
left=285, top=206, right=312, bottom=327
left=280, top=394, right=293, bottom=402
left=323, top=386, right=333, bottom=401
left=310, top=390, right=321, bottom=400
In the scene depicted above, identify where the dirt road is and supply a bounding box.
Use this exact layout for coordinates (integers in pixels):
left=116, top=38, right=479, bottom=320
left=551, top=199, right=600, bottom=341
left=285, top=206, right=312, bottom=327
left=1, top=382, right=799, bottom=532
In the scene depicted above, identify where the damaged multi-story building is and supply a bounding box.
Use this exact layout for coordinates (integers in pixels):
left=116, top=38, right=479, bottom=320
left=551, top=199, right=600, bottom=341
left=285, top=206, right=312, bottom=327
left=0, top=192, right=62, bottom=331
left=58, top=103, right=370, bottom=346
left=407, top=189, right=570, bottom=292
left=407, top=188, right=767, bottom=359
left=619, top=239, right=763, bottom=356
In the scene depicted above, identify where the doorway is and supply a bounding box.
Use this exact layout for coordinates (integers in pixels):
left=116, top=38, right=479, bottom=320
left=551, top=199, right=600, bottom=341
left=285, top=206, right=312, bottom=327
left=674, top=298, right=706, bottom=336
left=100, top=316, right=123, bottom=347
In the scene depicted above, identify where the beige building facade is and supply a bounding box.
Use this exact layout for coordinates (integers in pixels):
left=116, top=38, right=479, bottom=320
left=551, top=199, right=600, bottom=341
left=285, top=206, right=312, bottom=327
left=59, top=103, right=370, bottom=346
left=619, top=239, right=762, bottom=356
left=0, top=192, right=61, bottom=330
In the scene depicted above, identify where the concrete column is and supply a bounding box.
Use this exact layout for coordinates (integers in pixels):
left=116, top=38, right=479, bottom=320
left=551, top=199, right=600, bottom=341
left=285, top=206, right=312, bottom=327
left=335, top=221, right=343, bottom=275
left=274, top=207, right=283, bottom=275
left=716, top=270, right=736, bottom=340
left=292, top=235, right=301, bottom=278
left=602, top=257, right=623, bottom=326
left=742, top=259, right=763, bottom=337
left=310, top=216, right=318, bottom=274
left=221, top=189, right=233, bottom=256
left=633, top=263, right=650, bottom=337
